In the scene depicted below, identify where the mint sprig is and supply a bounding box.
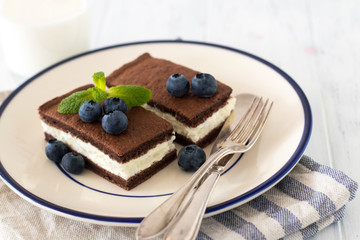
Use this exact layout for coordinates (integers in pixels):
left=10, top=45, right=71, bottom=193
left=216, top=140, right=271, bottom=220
left=57, top=72, right=152, bottom=114
left=108, top=85, right=153, bottom=107
left=92, top=72, right=106, bottom=91
left=58, top=89, right=94, bottom=114
left=90, top=86, right=107, bottom=102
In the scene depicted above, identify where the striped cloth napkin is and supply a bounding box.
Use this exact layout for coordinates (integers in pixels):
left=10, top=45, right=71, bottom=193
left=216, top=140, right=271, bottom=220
left=198, top=155, right=358, bottom=240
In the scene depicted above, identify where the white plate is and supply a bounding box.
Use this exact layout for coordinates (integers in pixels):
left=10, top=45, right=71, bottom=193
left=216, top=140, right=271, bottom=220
left=0, top=40, right=312, bottom=226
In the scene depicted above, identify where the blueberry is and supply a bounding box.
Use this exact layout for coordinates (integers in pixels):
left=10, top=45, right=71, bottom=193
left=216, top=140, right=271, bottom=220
left=79, top=100, right=102, bottom=123
left=191, top=73, right=217, bottom=97
left=166, top=73, right=190, bottom=97
left=61, top=152, right=85, bottom=174
left=102, top=110, right=128, bottom=135
left=45, top=139, right=70, bottom=163
left=178, top=144, right=206, bottom=172
left=103, top=97, right=127, bottom=114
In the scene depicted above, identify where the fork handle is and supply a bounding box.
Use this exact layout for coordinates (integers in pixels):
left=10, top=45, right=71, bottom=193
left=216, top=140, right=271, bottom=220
left=164, top=169, right=221, bottom=240
left=136, top=148, right=229, bottom=239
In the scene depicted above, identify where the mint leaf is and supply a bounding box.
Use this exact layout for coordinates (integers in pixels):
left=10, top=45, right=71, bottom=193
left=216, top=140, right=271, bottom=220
left=108, top=85, right=152, bottom=107
left=92, top=72, right=106, bottom=91
left=90, top=87, right=108, bottom=102
left=58, top=89, right=95, bottom=114
left=57, top=72, right=152, bottom=114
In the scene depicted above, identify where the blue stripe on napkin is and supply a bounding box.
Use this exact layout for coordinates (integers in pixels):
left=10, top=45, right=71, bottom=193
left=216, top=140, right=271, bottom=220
left=213, top=211, right=266, bottom=239
left=333, top=206, right=346, bottom=222
left=300, top=222, right=318, bottom=239
left=275, top=176, right=337, bottom=218
left=198, top=231, right=212, bottom=240
left=301, top=157, right=357, bottom=201
left=197, top=156, right=358, bottom=240
left=248, top=195, right=302, bottom=235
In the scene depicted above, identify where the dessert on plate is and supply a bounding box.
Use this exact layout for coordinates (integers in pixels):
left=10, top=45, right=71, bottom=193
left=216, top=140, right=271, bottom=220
left=106, top=53, right=235, bottom=147
left=38, top=84, right=176, bottom=190
left=38, top=53, right=236, bottom=190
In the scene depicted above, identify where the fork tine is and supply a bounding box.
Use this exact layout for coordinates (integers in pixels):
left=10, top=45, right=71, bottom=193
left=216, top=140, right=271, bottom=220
left=228, top=96, right=261, bottom=141
left=231, top=97, right=263, bottom=142
left=234, top=98, right=270, bottom=143
left=242, top=99, right=273, bottom=148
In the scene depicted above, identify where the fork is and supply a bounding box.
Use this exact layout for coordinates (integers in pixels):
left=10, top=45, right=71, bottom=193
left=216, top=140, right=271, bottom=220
left=136, top=96, right=273, bottom=240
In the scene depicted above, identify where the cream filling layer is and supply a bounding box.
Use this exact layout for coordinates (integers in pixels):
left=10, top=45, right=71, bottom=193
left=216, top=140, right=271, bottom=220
left=40, top=121, right=176, bottom=180
left=143, top=97, right=236, bottom=142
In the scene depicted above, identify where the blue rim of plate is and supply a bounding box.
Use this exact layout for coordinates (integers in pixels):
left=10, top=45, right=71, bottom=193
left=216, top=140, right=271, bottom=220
left=0, top=40, right=312, bottom=225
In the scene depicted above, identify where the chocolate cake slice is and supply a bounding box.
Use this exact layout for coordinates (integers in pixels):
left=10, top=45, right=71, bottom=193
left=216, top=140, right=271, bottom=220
left=38, top=85, right=176, bottom=190
left=106, top=53, right=236, bottom=147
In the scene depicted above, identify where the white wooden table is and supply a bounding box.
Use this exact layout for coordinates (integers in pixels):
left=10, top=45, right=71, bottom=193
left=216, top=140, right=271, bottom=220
left=0, top=1, right=359, bottom=239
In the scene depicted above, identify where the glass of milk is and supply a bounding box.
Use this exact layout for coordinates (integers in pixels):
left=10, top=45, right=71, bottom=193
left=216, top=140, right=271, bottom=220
left=0, top=0, right=90, bottom=77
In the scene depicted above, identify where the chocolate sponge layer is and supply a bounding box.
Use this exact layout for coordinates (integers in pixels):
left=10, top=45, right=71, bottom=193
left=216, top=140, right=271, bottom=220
left=106, top=53, right=233, bottom=128
left=38, top=84, right=174, bottom=164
